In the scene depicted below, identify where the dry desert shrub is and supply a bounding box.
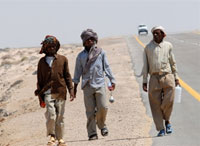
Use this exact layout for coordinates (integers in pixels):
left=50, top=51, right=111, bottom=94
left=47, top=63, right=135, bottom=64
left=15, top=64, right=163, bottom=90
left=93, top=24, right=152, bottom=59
left=32, top=70, right=37, bottom=75
left=9, top=80, right=23, bottom=89
left=0, top=60, right=12, bottom=68
left=1, top=54, right=11, bottom=60
left=29, top=56, right=38, bottom=62
left=0, top=109, right=10, bottom=117
left=0, top=56, right=28, bottom=68
left=20, top=56, right=28, bottom=62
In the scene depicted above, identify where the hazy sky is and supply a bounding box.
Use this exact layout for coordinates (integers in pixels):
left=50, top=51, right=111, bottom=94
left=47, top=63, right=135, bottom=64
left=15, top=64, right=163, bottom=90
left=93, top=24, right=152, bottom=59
left=0, top=0, right=199, bottom=48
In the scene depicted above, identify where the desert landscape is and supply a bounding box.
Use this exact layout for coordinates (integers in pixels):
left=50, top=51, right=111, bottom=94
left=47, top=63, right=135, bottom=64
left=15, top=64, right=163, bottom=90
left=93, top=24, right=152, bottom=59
left=0, top=36, right=152, bottom=146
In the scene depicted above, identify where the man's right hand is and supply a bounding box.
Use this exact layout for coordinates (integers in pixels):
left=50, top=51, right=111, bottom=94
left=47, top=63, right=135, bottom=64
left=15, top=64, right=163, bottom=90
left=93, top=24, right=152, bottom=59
left=38, top=96, right=46, bottom=108
left=143, top=83, right=148, bottom=92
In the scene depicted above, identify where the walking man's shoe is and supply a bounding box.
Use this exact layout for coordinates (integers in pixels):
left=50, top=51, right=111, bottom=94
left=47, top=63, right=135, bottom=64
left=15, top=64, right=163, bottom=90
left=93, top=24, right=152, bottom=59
left=166, top=123, right=173, bottom=134
left=47, top=136, right=56, bottom=146
left=89, top=134, right=98, bottom=141
left=57, top=139, right=67, bottom=146
left=101, top=127, right=109, bottom=136
left=157, top=129, right=165, bottom=137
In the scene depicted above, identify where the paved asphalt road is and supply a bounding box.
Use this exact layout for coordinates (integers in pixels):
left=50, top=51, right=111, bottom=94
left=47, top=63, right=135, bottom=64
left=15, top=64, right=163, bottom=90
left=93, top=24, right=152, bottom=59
left=126, top=32, right=200, bottom=146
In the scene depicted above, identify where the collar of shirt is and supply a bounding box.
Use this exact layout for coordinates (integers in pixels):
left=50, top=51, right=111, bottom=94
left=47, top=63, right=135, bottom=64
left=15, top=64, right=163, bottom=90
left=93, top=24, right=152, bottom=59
left=83, top=49, right=89, bottom=53
left=153, top=40, right=164, bottom=48
left=45, top=53, right=58, bottom=59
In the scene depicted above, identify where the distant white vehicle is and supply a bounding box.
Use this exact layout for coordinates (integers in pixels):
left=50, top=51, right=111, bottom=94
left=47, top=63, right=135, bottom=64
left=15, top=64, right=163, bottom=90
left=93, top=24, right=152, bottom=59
left=138, top=24, right=148, bottom=35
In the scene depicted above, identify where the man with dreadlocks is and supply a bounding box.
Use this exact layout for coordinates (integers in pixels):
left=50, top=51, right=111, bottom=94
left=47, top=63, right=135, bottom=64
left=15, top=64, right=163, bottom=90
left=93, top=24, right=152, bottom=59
left=35, top=35, right=74, bottom=146
left=73, top=29, right=116, bottom=140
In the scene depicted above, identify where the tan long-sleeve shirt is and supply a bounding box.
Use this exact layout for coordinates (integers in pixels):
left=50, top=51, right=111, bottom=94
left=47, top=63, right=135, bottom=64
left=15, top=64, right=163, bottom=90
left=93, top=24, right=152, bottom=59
left=143, top=40, right=178, bottom=83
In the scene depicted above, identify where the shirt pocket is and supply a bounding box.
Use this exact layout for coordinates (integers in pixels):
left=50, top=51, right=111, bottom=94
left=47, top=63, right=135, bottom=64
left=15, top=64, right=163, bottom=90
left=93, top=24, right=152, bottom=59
left=161, top=54, right=169, bottom=69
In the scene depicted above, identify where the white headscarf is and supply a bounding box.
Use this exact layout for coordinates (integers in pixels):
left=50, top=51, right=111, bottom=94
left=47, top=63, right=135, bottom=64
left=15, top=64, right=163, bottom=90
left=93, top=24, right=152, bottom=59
left=151, top=26, right=166, bottom=37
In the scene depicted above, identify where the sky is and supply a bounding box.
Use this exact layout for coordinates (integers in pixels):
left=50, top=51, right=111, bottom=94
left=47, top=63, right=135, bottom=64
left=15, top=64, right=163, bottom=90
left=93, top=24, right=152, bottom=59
left=0, top=0, right=199, bottom=48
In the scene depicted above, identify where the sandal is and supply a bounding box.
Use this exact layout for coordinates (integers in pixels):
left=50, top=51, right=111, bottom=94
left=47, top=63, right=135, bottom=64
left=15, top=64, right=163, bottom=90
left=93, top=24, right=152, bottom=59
left=57, top=139, right=67, bottom=146
left=47, top=136, right=56, bottom=146
left=101, top=127, right=108, bottom=136
left=88, top=134, right=98, bottom=141
left=166, top=123, right=173, bottom=134
left=47, top=141, right=56, bottom=146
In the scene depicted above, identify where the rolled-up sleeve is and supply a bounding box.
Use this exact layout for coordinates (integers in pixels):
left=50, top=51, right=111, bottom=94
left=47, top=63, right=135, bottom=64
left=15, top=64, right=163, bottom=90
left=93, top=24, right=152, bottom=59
left=102, top=51, right=116, bottom=84
left=73, top=54, right=83, bottom=84
left=143, top=47, right=149, bottom=83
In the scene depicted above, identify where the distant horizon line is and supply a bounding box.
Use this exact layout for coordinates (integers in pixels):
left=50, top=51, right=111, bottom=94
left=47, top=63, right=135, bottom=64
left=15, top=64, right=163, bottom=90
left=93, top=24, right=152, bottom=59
left=0, top=29, right=199, bottom=49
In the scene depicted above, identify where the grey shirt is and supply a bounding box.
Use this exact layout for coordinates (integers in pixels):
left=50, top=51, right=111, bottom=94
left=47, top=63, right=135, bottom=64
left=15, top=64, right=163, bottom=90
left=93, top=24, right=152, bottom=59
left=73, top=49, right=116, bottom=89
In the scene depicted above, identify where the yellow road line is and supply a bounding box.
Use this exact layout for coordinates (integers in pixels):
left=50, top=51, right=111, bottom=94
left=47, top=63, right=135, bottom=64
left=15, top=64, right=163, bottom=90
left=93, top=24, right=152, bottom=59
left=179, top=79, right=200, bottom=101
left=135, top=36, right=145, bottom=48
left=134, top=35, right=200, bottom=102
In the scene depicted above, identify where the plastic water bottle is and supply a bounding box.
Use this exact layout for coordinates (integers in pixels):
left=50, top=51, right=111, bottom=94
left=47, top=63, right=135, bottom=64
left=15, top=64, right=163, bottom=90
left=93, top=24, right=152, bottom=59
left=174, top=85, right=182, bottom=103
left=107, top=82, right=114, bottom=103
left=109, top=95, right=115, bottom=103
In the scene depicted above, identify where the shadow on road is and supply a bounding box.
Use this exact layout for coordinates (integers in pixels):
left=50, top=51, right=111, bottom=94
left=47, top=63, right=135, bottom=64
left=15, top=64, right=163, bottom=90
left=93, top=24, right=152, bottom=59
left=66, top=138, right=104, bottom=143
left=106, top=136, right=157, bottom=142
left=66, top=136, right=158, bottom=143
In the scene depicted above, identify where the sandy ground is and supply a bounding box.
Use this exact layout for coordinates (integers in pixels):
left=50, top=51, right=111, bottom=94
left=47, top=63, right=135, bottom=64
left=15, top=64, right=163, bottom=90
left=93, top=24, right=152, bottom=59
left=0, top=37, right=152, bottom=146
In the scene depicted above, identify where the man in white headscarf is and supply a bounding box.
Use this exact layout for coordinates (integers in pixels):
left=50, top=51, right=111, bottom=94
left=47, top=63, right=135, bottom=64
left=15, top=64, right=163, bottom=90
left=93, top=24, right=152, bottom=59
left=142, top=26, right=180, bottom=136
left=73, top=29, right=116, bottom=140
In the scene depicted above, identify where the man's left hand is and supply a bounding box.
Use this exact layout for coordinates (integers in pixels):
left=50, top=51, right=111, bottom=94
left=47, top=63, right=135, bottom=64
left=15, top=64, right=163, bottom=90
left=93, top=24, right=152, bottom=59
left=69, top=89, right=75, bottom=101
left=108, top=83, right=116, bottom=91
